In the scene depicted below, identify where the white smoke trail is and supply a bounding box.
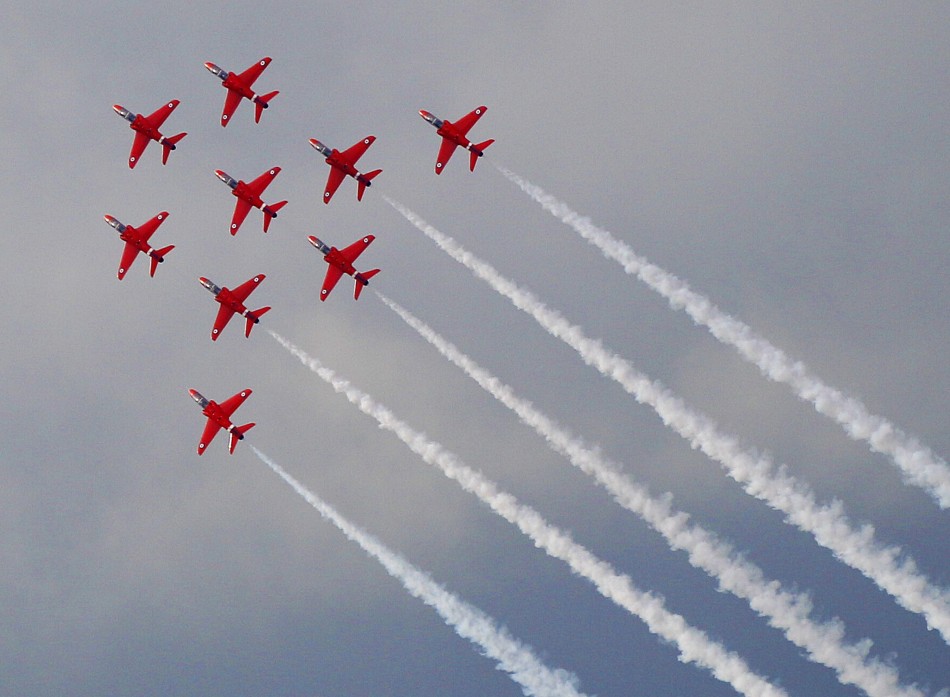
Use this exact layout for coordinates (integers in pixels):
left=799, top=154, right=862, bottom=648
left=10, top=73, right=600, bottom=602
left=383, top=197, right=950, bottom=644
left=250, top=445, right=588, bottom=697
left=376, top=291, right=925, bottom=697
left=268, top=330, right=790, bottom=697
left=496, top=165, right=950, bottom=509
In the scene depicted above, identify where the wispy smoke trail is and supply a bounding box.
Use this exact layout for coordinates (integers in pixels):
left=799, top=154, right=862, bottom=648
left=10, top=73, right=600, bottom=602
left=383, top=197, right=950, bottom=644
left=268, top=330, right=790, bottom=697
left=496, top=165, right=950, bottom=509
left=251, top=445, right=588, bottom=697
left=377, top=292, right=925, bottom=697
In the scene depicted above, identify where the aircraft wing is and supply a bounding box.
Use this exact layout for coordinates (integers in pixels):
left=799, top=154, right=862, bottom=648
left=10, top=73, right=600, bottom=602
left=229, top=199, right=253, bottom=235
left=435, top=137, right=460, bottom=173
left=221, top=89, right=243, bottom=125
left=452, top=106, right=487, bottom=137
left=339, top=136, right=376, bottom=165
left=323, top=167, right=347, bottom=204
left=145, top=99, right=180, bottom=129
left=197, top=419, right=223, bottom=455
left=320, top=265, right=345, bottom=301
left=338, top=235, right=375, bottom=264
left=128, top=131, right=151, bottom=168
left=117, top=242, right=140, bottom=280
left=236, top=57, right=272, bottom=87
left=229, top=274, right=265, bottom=304
left=218, top=388, right=252, bottom=418
left=211, top=304, right=236, bottom=341
left=246, top=167, right=280, bottom=196
left=137, top=211, right=169, bottom=241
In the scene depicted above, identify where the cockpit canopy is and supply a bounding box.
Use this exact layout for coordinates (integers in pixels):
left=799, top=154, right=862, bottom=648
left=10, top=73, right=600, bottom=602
left=214, top=170, right=238, bottom=189
left=204, top=63, right=229, bottom=80
left=200, top=277, right=222, bottom=295
left=308, top=139, right=332, bottom=157
left=104, top=215, right=125, bottom=232
left=422, top=113, right=443, bottom=128
left=112, top=105, right=135, bottom=123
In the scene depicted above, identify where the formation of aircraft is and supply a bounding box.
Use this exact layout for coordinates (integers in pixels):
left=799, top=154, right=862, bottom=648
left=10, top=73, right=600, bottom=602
left=205, top=57, right=279, bottom=126
left=214, top=167, right=287, bottom=235
left=189, top=388, right=255, bottom=455
left=308, top=235, right=380, bottom=301
left=109, top=57, right=494, bottom=453
left=199, top=275, right=271, bottom=340
left=309, top=137, right=382, bottom=203
left=419, top=106, right=494, bottom=174
left=103, top=212, right=175, bottom=280
left=113, top=101, right=187, bottom=168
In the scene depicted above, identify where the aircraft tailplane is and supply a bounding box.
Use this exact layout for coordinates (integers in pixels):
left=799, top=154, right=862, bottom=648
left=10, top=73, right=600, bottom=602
left=354, top=269, right=381, bottom=300
left=357, top=169, right=382, bottom=201
left=469, top=139, right=495, bottom=171
left=254, top=91, right=280, bottom=123
left=149, top=245, right=175, bottom=277
left=245, top=307, right=272, bottom=337
left=229, top=423, right=256, bottom=453
left=161, top=132, right=187, bottom=165
left=263, top=201, right=287, bottom=232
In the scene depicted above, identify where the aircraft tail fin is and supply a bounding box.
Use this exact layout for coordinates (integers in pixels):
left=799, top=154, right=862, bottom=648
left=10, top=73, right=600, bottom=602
left=229, top=423, right=256, bottom=453
left=149, top=245, right=175, bottom=277
left=357, top=169, right=382, bottom=201
left=469, top=139, right=495, bottom=171
left=354, top=269, right=381, bottom=300
left=254, top=91, right=280, bottom=123
left=161, top=132, right=187, bottom=164
left=263, top=201, right=287, bottom=232
left=245, top=306, right=271, bottom=337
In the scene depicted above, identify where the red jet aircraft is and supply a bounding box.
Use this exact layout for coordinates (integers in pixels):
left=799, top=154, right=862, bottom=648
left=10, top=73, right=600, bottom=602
left=205, top=57, right=278, bottom=126
left=113, top=100, right=187, bottom=168
left=419, top=106, right=494, bottom=174
left=189, top=388, right=255, bottom=455
left=308, top=235, right=380, bottom=301
left=103, top=212, right=175, bottom=280
left=215, top=167, right=287, bottom=235
left=199, top=275, right=271, bottom=341
left=309, top=136, right=382, bottom=203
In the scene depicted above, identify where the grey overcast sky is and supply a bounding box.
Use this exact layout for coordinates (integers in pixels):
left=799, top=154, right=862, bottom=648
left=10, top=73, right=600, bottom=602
left=1, top=3, right=947, bottom=696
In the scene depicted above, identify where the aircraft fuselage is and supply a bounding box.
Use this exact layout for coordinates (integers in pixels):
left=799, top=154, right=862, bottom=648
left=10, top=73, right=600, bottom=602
left=309, top=236, right=355, bottom=276
left=104, top=214, right=166, bottom=261
left=206, top=61, right=270, bottom=107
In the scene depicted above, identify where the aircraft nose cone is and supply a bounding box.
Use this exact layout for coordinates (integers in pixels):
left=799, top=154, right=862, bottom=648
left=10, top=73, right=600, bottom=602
left=419, top=110, right=429, bottom=119
left=204, top=62, right=215, bottom=71
left=112, top=104, right=123, bottom=114
left=199, top=276, right=209, bottom=285
left=103, top=214, right=114, bottom=223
